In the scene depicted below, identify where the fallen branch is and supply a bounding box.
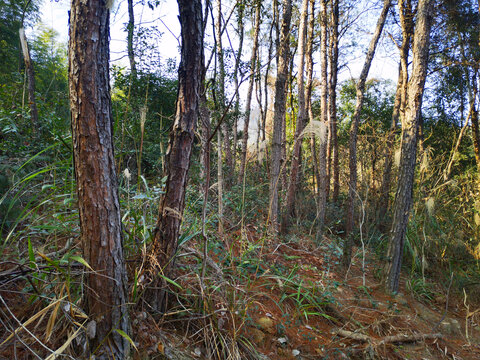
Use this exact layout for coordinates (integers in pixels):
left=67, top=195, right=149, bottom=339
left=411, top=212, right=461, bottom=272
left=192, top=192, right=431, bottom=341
left=182, top=246, right=225, bottom=283
left=333, top=329, right=442, bottom=345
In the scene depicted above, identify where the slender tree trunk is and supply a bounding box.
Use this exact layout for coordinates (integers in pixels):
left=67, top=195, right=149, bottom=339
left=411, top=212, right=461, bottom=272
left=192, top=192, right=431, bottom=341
left=343, top=0, right=392, bottom=268
left=199, top=93, right=210, bottom=183
left=217, top=129, right=224, bottom=234
left=232, top=0, right=244, bottom=173
left=262, top=1, right=277, bottom=147
left=68, top=1, right=129, bottom=358
left=444, top=103, right=474, bottom=181
left=472, top=103, right=480, bottom=170
left=215, top=0, right=232, bottom=175
left=471, top=71, right=480, bottom=170
left=316, top=0, right=329, bottom=240
left=269, top=0, right=292, bottom=232
left=148, top=0, right=204, bottom=310
left=281, top=0, right=309, bottom=232
left=127, top=0, right=136, bottom=75
left=378, top=64, right=403, bottom=229
left=19, top=27, right=39, bottom=133
left=378, top=0, right=413, bottom=230
left=305, top=0, right=319, bottom=202
left=384, top=0, right=434, bottom=293
left=329, top=0, right=340, bottom=202
left=214, top=0, right=226, bottom=231
left=239, top=0, right=261, bottom=182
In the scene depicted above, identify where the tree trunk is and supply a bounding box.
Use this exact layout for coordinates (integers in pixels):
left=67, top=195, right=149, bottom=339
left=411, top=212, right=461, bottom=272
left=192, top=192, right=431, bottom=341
left=305, top=0, right=320, bottom=203
left=269, top=0, right=292, bottom=232
left=471, top=71, right=480, bottom=170
left=377, top=64, right=403, bottom=229
left=472, top=103, right=480, bottom=170
left=343, top=0, right=392, bottom=268
left=316, top=0, right=329, bottom=240
left=127, top=0, right=136, bottom=76
left=384, top=0, right=434, bottom=293
left=262, top=0, right=278, bottom=145
left=215, top=0, right=232, bottom=175
left=239, top=0, right=261, bottom=182
left=148, top=0, right=204, bottom=310
left=232, top=0, right=244, bottom=174
left=378, top=0, right=413, bottom=231
left=281, top=0, right=309, bottom=232
left=217, top=129, right=224, bottom=234
left=19, top=27, right=39, bottom=133
left=329, top=0, right=340, bottom=202
left=68, top=1, right=129, bottom=358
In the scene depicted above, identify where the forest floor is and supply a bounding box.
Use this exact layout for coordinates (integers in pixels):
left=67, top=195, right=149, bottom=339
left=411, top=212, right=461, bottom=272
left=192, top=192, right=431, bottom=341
left=129, top=224, right=480, bottom=360
left=1, top=222, right=480, bottom=359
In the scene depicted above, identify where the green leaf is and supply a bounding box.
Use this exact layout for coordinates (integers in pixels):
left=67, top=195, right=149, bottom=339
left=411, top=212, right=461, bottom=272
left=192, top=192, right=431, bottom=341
left=27, top=238, right=35, bottom=269
left=158, top=273, right=182, bottom=290
left=70, top=255, right=93, bottom=270
left=132, top=270, right=139, bottom=302
left=114, top=329, right=138, bottom=351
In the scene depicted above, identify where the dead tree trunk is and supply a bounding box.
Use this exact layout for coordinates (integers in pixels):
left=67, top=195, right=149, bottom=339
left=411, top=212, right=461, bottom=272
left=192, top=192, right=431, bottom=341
left=343, top=0, right=392, bottom=268
left=68, top=1, right=129, bottom=358
left=148, top=0, right=204, bottom=310
left=384, top=0, right=434, bottom=293
left=19, top=27, right=39, bottom=133
left=269, top=0, right=292, bottom=232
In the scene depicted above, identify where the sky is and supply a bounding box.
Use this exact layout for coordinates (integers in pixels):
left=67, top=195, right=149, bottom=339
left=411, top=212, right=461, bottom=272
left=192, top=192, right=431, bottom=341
left=37, top=0, right=398, bottom=80
left=35, top=0, right=399, bottom=140
left=39, top=0, right=181, bottom=70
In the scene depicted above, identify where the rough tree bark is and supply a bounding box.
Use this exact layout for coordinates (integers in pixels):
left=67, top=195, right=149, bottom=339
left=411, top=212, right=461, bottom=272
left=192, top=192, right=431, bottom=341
left=269, top=0, right=292, bottom=232
left=281, top=0, right=309, bottom=232
left=68, top=0, right=129, bottom=358
left=19, top=27, right=39, bottom=133
left=384, top=0, right=434, bottom=293
left=148, top=0, right=204, bottom=310
left=239, top=0, right=261, bottom=182
left=343, top=0, right=392, bottom=268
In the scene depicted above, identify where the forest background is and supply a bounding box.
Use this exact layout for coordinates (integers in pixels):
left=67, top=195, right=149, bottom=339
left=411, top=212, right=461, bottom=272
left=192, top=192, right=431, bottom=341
left=1, top=0, right=480, bottom=359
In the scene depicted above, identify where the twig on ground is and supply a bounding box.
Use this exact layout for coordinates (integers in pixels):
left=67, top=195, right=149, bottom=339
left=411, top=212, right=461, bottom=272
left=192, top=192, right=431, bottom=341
left=333, top=328, right=442, bottom=346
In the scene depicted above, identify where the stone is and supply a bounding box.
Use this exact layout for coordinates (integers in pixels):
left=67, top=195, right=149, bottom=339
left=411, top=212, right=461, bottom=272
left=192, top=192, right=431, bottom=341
left=257, top=317, right=276, bottom=334
left=440, top=319, right=462, bottom=336
left=248, top=327, right=266, bottom=346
